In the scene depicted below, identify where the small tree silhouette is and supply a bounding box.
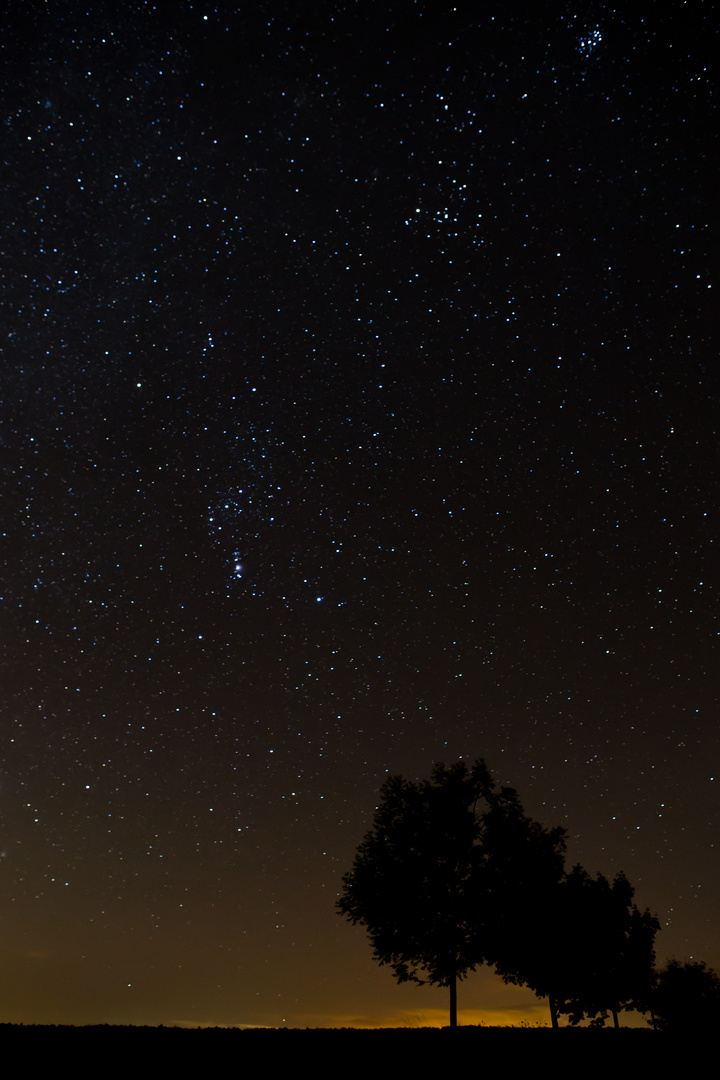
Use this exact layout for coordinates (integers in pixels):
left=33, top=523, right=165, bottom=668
left=650, top=960, right=720, bottom=1031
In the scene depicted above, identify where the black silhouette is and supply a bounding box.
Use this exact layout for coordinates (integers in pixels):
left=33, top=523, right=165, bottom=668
left=339, top=757, right=666, bottom=1028
left=494, top=864, right=659, bottom=1027
left=650, top=960, right=720, bottom=1031
left=475, top=782, right=569, bottom=1024
left=337, top=759, right=566, bottom=1026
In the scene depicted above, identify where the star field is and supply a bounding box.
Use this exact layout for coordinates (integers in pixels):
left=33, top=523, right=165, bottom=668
left=2, top=1, right=717, bottom=1028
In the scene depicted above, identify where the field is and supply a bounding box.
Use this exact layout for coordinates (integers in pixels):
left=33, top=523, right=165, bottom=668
left=1, top=1023, right=692, bottom=1074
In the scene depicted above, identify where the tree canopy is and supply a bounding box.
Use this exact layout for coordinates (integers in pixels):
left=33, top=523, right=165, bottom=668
left=338, top=757, right=663, bottom=1028
left=650, top=960, right=720, bottom=1031
left=337, top=758, right=567, bottom=1026
left=493, top=864, right=660, bottom=1027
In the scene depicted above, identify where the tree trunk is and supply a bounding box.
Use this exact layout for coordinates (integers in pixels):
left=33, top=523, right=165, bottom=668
left=449, top=972, right=457, bottom=1028
left=549, top=995, right=559, bottom=1029
left=612, top=1007, right=619, bottom=1029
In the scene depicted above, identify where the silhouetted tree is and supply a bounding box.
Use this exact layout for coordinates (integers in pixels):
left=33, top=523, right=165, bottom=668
left=493, top=864, right=660, bottom=1027
left=555, top=868, right=660, bottom=1026
left=337, top=759, right=566, bottom=1027
left=614, top=882, right=662, bottom=1023
left=650, top=960, right=720, bottom=1031
left=479, top=795, right=570, bottom=1028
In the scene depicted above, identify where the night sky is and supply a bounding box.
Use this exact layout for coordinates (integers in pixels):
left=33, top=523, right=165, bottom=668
left=2, top=1, right=717, bottom=1028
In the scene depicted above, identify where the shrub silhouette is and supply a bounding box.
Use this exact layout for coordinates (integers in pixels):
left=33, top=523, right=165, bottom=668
left=650, top=960, right=720, bottom=1031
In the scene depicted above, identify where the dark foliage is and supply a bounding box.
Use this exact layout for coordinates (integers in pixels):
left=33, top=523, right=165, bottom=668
left=339, top=757, right=664, bottom=1028
left=337, top=761, right=492, bottom=992
left=493, top=863, right=660, bottom=1026
left=553, top=868, right=659, bottom=1026
left=650, top=960, right=720, bottom=1031
left=337, top=759, right=567, bottom=1025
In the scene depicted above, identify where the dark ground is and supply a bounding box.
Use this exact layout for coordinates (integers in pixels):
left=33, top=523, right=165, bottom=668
left=1, top=1024, right=695, bottom=1073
